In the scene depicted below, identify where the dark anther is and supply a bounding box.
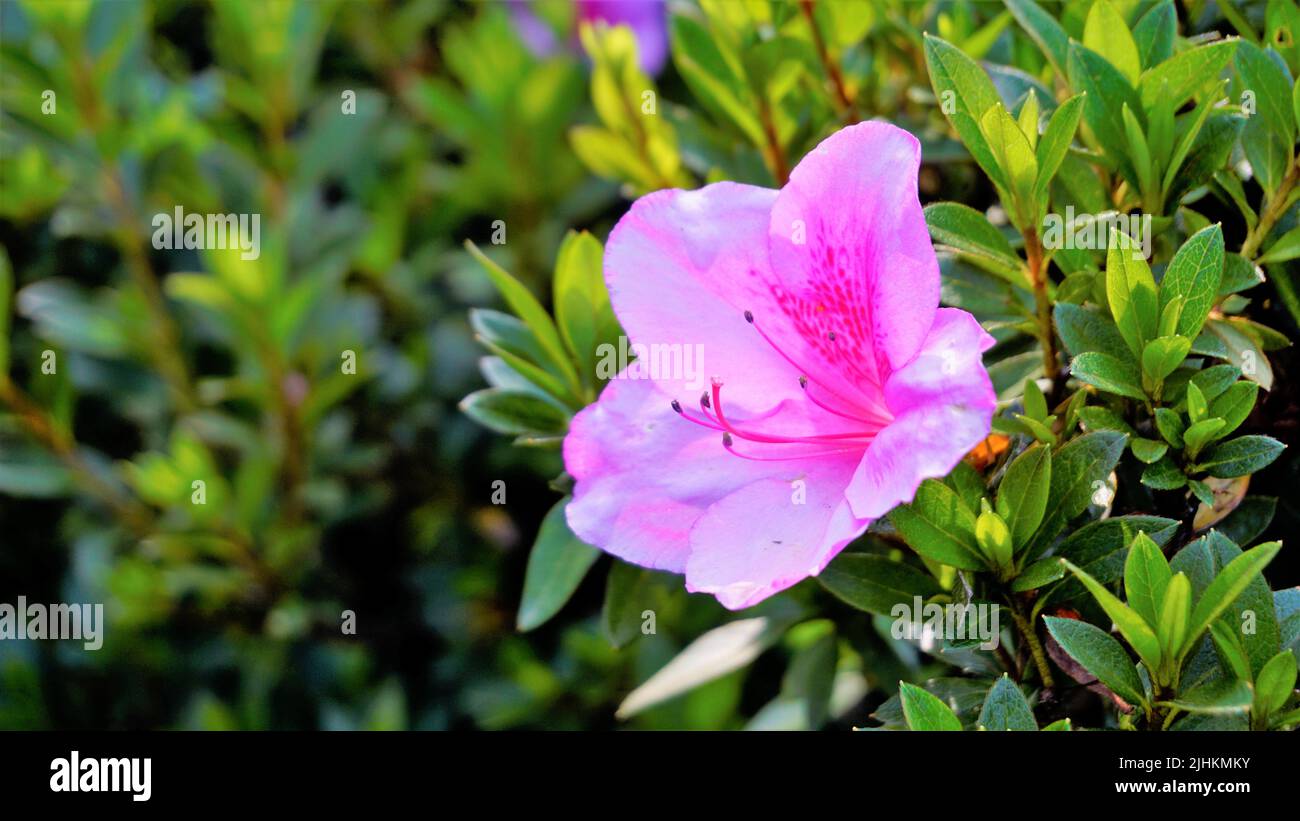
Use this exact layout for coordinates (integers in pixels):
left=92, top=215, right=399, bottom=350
left=722, top=432, right=733, bottom=447
left=671, top=399, right=682, bottom=413
left=700, top=392, right=711, bottom=409
left=828, top=331, right=837, bottom=341
left=798, top=375, right=808, bottom=389
left=744, top=310, right=754, bottom=323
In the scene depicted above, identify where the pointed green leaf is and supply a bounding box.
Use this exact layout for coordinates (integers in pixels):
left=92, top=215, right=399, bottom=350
left=1105, top=228, right=1159, bottom=359
left=899, top=681, right=963, bottom=731
left=1062, top=559, right=1163, bottom=670
left=1044, top=616, right=1146, bottom=707
left=978, top=674, right=1037, bottom=731
left=517, top=497, right=602, bottom=631
left=1159, top=224, right=1225, bottom=340
left=996, top=443, right=1052, bottom=549
left=1125, top=532, right=1172, bottom=628
left=1180, top=541, right=1283, bottom=659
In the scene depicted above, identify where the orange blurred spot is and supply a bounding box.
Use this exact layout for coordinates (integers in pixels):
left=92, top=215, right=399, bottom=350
left=964, top=434, right=1010, bottom=470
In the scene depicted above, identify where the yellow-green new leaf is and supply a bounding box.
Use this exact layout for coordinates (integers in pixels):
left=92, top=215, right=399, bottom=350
left=1105, top=228, right=1159, bottom=359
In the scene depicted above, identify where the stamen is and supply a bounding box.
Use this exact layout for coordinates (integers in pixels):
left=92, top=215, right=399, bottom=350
left=708, top=381, right=882, bottom=444
left=722, top=432, right=864, bottom=462
left=744, top=310, right=865, bottom=410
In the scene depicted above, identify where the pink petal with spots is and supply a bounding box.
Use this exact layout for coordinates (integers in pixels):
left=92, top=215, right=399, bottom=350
left=766, top=121, right=940, bottom=406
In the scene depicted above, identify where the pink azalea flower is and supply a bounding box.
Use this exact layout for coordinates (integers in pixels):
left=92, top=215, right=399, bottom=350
left=563, top=122, right=997, bottom=609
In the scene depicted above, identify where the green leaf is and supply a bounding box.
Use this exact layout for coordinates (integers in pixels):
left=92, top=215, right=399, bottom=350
left=1131, top=438, right=1168, bottom=463
left=1156, top=572, right=1191, bottom=665
left=817, top=554, right=942, bottom=616
left=1012, top=557, right=1067, bottom=591
left=1122, top=103, right=1154, bottom=196
left=1194, top=435, right=1286, bottom=477
left=1159, top=224, right=1225, bottom=339
left=1210, top=620, right=1253, bottom=682
left=1084, top=0, right=1140, bottom=86
left=1154, top=407, right=1185, bottom=447
left=1026, top=431, right=1128, bottom=556
left=1034, top=94, right=1085, bottom=203
left=1142, top=456, right=1187, bottom=490
left=602, top=561, right=675, bottom=649
left=466, top=241, right=580, bottom=393
left=899, top=682, right=963, bottom=731
left=1207, top=381, right=1259, bottom=439
left=1044, top=616, right=1146, bottom=707
left=1188, top=364, right=1244, bottom=402
left=617, top=611, right=798, bottom=718
left=1069, top=41, right=1144, bottom=180
left=980, top=102, right=1038, bottom=218
left=1077, top=405, right=1135, bottom=435
left=976, top=503, right=1015, bottom=570
left=1139, top=39, right=1237, bottom=112
left=1235, top=41, right=1295, bottom=196
left=1054, top=303, right=1132, bottom=360
left=978, top=674, right=1037, bottom=731
left=1186, top=381, right=1208, bottom=423
left=1141, top=336, right=1192, bottom=385
left=1165, top=677, right=1253, bottom=714
left=888, top=479, right=987, bottom=570
left=1006, top=0, right=1070, bottom=77
left=1125, top=532, right=1172, bottom=628
left=1071, top=351, right=1146, bottom=399
left=553, top=230, right=618, bottom=393
left=1255, top=649, right=1298, bottom=716
left=459, top=388, right=570, bottom=436
left=923, top=202, right=1027, bottom=286
left=1132, top=0, right=1175, bottom=69
left=1184, top=418, right=1228, bottom=459
left=1257, top=223, right=1300, bottom=263
left=1105, top=228, right=1159, bottom=359
left=1062, top=558, right=1163, bottom=670
left=669, top=16, right=765, bottom=147
left=1167, top=110, right=1244, bottom=205
left=924, top=33, right=1007, bottom=190
left=996, top=443, right=1052, bottom=549
left=1054, top=516, right=1179, bottom=591
left=1180, top=541, right=1283, bottom=659
left=516, top=497, right=602, bottom=631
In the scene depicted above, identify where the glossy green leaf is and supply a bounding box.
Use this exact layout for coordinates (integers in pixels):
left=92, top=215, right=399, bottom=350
left=817, top=554, right=943, bottom=616
left=899, top=681, right=963, bottom=731
left=978, top=674, right=1037, bottom=731
left=888, top=479, right=986, bottom=570
left=996, top=443, right=1052, bottom=549
left=1044, top=615, right=1146, bottom=707
left=1194, top=435, right=1286, bottom=477
left=517, top=497, right=602, bottom=631
left=1159, top=224, right=1225, bottom=340
left=1180, top=541, right=1282, bottom=659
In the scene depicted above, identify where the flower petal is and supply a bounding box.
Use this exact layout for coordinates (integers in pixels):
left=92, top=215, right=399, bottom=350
left=845, top=308, right=996, bottom=520
left=564, top=364, right=794, bottom=572
left=604, top=182, right=805, bottom=414
left=766, top=122, right=940, bottom=402
left=685, top=455, right=867, bottom=610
